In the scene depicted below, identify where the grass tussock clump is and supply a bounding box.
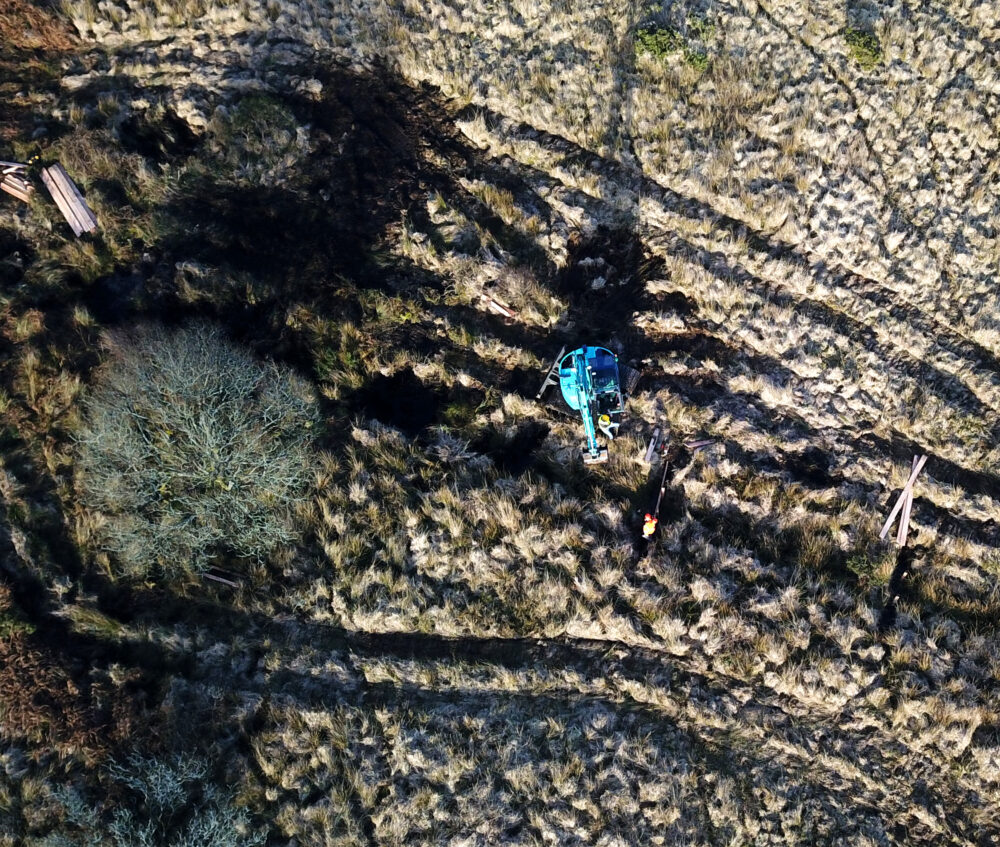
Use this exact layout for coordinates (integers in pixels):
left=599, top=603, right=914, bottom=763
left=75, top=322, right=319, bottom=582
left=205, top=93, right=306, bottom=188
left=54, top=127, right=172, bottom=243
left=487, top=265, right=563, bottom=327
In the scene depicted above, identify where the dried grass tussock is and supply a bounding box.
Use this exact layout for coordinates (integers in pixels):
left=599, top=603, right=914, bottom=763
left=4, top=0, right=1000, bottom=843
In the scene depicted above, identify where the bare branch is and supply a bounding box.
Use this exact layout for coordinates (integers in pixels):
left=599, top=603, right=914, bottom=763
left=76, top=322, right=320, bottom=580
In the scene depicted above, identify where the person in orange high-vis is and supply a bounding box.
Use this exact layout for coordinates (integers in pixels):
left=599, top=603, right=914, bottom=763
left=642, top=513, right=658, bottom=538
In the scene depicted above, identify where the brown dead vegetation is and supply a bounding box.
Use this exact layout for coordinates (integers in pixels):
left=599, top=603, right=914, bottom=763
left=0, top=0, right=75, bottom=51
left=0, top=0, right=77, bottom=142
left=0, top=585, right=101, bottom=761
left=0, top=583, right=161, bottom=765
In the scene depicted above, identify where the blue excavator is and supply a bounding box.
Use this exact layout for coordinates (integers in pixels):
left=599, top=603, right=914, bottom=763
left=537, top=346, right=624, bottom=464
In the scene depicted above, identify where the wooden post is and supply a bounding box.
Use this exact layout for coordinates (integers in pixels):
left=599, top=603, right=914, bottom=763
left=879, top=454, right=927, bottom=542
left=895, top=456, right=918, bottom=546
left=40, top=163, right=98, bottom=236
left=651, top=453, right=672, bottom=516
left=202, top=570, right=240, bottom=588
left=535, top=346, right=566, bottom=400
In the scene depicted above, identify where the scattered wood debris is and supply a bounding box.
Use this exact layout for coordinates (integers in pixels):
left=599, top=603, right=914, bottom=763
left=879, top=454, right=927, bottom=545
left=644, top=431, right=716, bottom=466
left=673, top=439, right=716, bottom=485
left=40, top=163, right=97, bottom=236
left=0, top=161, right=33, bottom=202
left=643, top=427, right=663, bottom=463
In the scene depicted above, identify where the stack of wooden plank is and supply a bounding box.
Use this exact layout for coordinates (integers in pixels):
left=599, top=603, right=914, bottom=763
left=0, top=161, right=33, bottom=202
left=40, top=163, right=98, bottom=236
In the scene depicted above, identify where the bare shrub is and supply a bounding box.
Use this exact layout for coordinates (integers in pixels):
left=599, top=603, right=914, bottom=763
left=76, top=322, right=319, bottom=581
left=48, top=753, right=264, bottom=846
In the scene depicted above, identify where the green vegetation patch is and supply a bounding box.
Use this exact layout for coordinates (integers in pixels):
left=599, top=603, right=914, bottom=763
left=684, top=47, right=710, bottom=72
left=634, top=20, right=712, bottom=70
left=0, top=609, right=35, bottom=639
left=0, top=584, right=34, bottom=639
left=635, top=24, right=685, bottom=61
left=845, top=28, right=882, bottom=70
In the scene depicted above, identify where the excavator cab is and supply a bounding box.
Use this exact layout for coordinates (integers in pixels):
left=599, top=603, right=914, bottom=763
left=558, top=346, right=624, bottom=464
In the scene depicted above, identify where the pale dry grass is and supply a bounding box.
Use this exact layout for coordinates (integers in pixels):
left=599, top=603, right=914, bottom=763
left=9, top=0, right=1000, bottom=840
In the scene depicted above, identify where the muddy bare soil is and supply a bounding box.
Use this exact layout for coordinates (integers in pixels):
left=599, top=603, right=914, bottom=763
left=353, top=369, right=485, bottom=435
left=154, top=71, right=455, bottom=288
left=555, top=226, right=647, bottom=349
left=473, top=420, right=551, bottom=475
left=0, top=230, right=33, bottom=286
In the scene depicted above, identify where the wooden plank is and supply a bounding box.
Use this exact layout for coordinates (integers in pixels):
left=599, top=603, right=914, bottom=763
left=896, top=487, right=914, bottom=546
left=1, top=174, right=32, bottom=198
left=40, top=166, right=85, bottom=235
left=41, top=164, right=95, bottom=236
left=41, top=163, right=97, bottom=236
left=879, top=454, right=927, bottom=540
left=880, top=454, right=925, bottom=540
left=895, top=456, right=919, bottom=546
left=643, top=427, right=662, bottom=464
left=685, top=438, right=716, bottom=452
left=0, top=175, right=32, bottom=203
